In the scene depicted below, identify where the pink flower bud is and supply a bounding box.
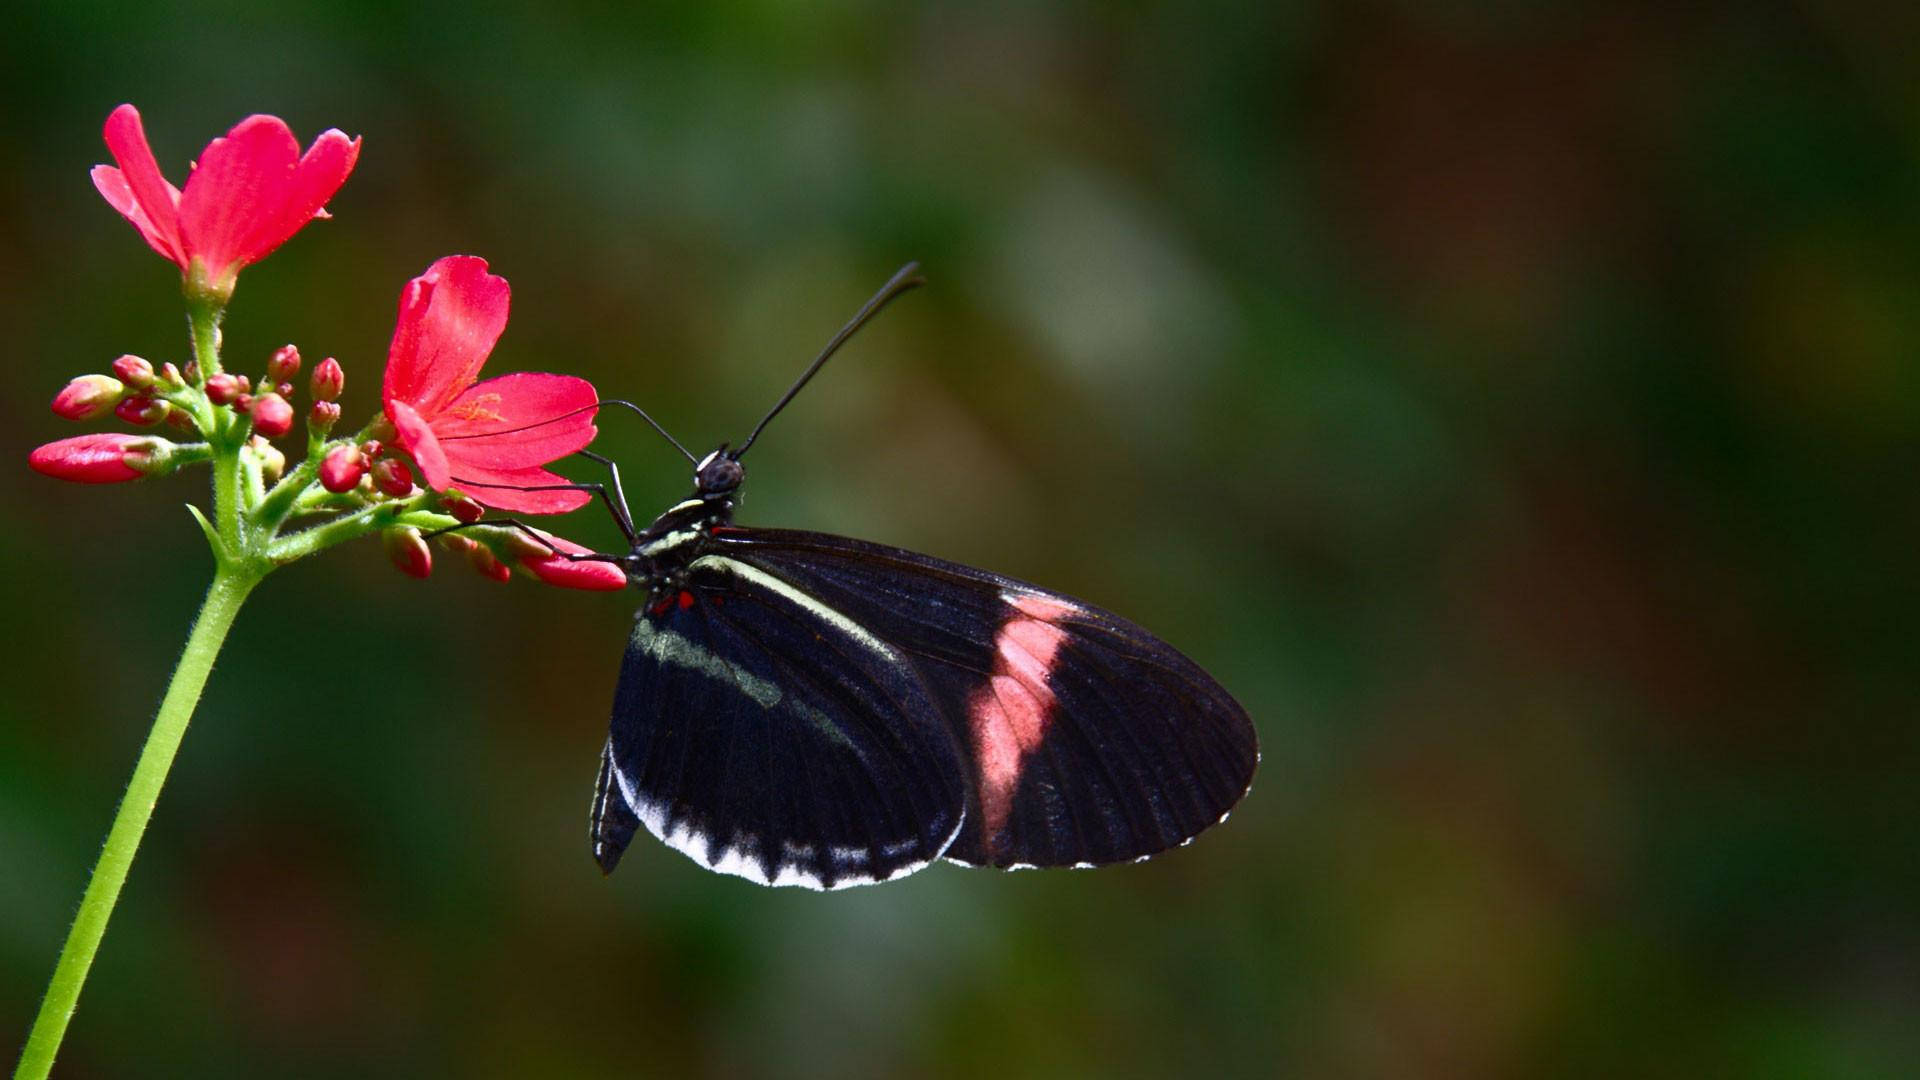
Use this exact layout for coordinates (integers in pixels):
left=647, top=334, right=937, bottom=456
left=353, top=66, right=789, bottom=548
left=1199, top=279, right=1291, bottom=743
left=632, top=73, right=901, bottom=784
left=114, top=394, right=168, bottom=426
left=443, top=492, right=484, bottom=524
left=29, top=433, right=164, bottom=483
left=111, top=354, right=155, bottom=389
left=159, top=362, right=185, bottom=389
left=233, top=393, right=253, bottom=414
left=181, top=360, right=201, bottom=384
left=384, top=527, right=433, bottom=579
left=268, top=343, right=301, bottom=383
left=52, top=375, right=125, bottom=421
left=310, top=357, right=344, bottom=402
left=308, top=400, right=341, bottom=432
left=466, top=541, right=511, bottom=583
left=206, top=373, right=242, bottom=405
left=319, top=445, right=368, bottom=493
left=359, top=440, right=382, bottom=458
left=512, top=528, right=628, bottom=591
left=165, top=407, right=198, bottom=433
left=371, top=457, right=414, bottom=498
left=250, top=393, right=294, bottom=438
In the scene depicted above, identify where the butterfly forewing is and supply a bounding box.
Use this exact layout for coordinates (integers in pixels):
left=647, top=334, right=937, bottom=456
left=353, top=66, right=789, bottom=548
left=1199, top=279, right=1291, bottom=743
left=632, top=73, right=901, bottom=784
left=597, top=552, right=969, bottom=889
left=705, top=527, right=1259, bottom=871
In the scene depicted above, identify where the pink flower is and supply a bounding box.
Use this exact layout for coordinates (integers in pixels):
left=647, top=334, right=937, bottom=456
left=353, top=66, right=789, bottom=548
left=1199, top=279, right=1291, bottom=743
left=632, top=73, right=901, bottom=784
left=30, top=434, right=163, bottom=484
left=90, top=104, right=360, bottom=298
left=380, top=256, right=598, bottom=515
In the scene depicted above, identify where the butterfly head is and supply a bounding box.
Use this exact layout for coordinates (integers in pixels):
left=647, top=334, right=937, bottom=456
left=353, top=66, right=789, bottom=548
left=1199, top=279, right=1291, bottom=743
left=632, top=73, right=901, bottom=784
left=695, top=445, right=744, bottom=500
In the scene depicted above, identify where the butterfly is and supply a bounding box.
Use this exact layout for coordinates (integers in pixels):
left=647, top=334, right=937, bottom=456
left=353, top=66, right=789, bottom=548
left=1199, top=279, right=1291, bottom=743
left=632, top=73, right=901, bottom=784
left=473, top=265, right=1258, bottom=889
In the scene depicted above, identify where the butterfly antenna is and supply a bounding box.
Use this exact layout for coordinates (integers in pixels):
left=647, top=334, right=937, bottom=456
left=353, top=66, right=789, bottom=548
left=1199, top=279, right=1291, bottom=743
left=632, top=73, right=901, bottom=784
left=733, top=262, right=925, bottom=458
left=439, top=398, right=698, bottom=466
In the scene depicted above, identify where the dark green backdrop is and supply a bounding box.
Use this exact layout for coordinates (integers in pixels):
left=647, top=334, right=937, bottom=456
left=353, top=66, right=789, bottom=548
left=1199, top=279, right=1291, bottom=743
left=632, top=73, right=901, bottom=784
left=3, top=2, right=1916, bottom=1076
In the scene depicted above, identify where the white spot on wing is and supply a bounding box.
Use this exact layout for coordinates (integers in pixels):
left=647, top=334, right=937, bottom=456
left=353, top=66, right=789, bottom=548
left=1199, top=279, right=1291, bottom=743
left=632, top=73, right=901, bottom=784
left=615, top=770, right=968, bottom=890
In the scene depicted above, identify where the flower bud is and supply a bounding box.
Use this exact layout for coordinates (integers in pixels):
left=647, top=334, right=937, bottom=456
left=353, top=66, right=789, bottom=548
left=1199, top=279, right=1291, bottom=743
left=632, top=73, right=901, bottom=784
left=165, top=407, right=198, bottom=433
left=206, top=373, right=242, bottom=405
left=52, top=375, right=125, bottom=421
left=182, top=360, right=201, bottom=384
left=114, top=395, right=168, bottom=426
left=268, top=344, right=301, bottom=383
left=466, top=540, right=511, bottom=583
left=308, top=400, right=341, bottom=433
left=443, top=491, right=484, bottom=524
left=158, top=362, right=185, bottom=390
left=319, top=445, right=368, bottom=493
left=233, top=393, right=253, bottom=414
left=371, top=457, right=414, bottom=498
left=250, top=393, right=294, bottom=438
left=111, top=354, right=155, bottom=389
left=249, top=435, right=286, bottom=483
left=512, top=529, right=628, bottom=591
left=29, top=433, right=167, bottom=483
left=310, top=357, right=344, bottom=402
left=383, top=527, right=433, bottom=579
left=359, top=440, right=382, bottom=459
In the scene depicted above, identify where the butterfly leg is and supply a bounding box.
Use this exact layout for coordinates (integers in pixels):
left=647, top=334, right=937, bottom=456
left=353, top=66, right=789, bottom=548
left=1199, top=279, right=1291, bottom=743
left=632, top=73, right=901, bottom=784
left=570, top=450, right=638, bottom=539
left=451, top=477, right=638, bottom=545
left=421, top=517, right=628, bottom=564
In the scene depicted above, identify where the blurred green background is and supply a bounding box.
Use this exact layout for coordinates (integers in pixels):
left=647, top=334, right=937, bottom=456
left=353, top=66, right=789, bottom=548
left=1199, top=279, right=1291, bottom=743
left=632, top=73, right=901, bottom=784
left=4, top=2, right=1917, bottom=1076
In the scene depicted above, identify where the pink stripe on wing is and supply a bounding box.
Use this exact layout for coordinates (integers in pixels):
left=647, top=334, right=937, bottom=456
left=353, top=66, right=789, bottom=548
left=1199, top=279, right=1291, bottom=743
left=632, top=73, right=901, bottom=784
left=968, top=592, right=1077, bottom=850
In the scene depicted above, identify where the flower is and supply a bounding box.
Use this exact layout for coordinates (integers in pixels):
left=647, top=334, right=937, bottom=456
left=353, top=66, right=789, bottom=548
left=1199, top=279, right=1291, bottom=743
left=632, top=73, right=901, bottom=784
left=90, top=104, right=360, bottom=299
left=380, top=256, right=598, bottom=514
left=30, top=434, right=167, bottom=483
left=510, top=529, right=628, bottom=591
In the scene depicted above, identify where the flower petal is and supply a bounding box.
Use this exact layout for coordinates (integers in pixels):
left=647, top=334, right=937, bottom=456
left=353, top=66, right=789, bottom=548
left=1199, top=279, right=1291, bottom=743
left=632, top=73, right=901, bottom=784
left=230, top=128, right=360, bottom=271
left=97, top=105, right=184, bottom=266
left=435, top=373, right=598, bottom=470
left=517, top=529, right=629, bottom=591
left=388, top=399, right=452, bottom=492
left=446, top=461, right=592, bottom=514
left=177, top=113, right=305, bottom=281
left=382, top=256, right=511, bottom=418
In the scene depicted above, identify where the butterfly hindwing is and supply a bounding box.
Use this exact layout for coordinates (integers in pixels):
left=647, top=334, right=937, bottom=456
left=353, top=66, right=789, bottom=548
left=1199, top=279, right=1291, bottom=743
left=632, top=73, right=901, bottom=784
left=704, top=527, right=1259, bottom=870
left=596, top=550, right=969, bottom=889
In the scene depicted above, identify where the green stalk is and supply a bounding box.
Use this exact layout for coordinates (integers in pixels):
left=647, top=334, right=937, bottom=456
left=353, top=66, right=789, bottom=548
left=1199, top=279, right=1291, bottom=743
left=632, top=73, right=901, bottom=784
left=13, top=567, right=263, bottom=1080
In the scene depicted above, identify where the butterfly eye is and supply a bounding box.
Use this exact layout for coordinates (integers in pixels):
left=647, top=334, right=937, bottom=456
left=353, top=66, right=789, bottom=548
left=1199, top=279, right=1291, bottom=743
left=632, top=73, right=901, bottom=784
left=696, top=455, right=744, bottom=495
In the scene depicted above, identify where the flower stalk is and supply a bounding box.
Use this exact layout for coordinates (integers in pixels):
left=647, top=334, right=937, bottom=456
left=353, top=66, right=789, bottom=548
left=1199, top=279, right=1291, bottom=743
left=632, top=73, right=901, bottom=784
left=14, top=567, right=261, bottom=1080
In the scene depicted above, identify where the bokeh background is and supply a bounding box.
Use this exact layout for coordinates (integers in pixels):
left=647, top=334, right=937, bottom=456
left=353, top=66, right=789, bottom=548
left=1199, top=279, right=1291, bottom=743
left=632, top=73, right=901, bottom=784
left=3, top=2, right=1917, bottom=1076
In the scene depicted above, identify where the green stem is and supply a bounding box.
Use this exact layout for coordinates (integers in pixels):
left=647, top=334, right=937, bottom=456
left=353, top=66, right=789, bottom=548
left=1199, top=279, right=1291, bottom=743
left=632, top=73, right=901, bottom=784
left=12, top=567, right=263, bottom=1080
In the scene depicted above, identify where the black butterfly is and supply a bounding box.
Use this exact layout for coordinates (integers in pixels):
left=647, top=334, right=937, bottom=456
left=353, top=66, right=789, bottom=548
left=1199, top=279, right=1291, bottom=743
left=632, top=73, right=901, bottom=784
left=465, top=265, right=1257, bottom=889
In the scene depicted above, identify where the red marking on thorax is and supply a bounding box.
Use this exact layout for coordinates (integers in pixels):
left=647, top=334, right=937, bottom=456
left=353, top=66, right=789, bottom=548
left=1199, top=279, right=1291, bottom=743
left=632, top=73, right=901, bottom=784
left=968, top=593, right=1077, bottom=847
left=677, top=590, right=695, bottom=610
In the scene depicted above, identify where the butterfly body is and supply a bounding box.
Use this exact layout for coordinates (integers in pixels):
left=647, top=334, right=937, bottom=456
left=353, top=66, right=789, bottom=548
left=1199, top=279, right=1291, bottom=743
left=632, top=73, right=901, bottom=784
left=589, top=447, right=1259, bottom=889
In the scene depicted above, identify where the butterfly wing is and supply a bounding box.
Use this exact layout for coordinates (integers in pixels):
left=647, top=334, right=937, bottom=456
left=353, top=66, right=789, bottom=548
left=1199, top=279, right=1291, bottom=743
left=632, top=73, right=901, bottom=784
left=593, top=550, right=969, bottom=889
left=701, top=527, right=1259, bottom=870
